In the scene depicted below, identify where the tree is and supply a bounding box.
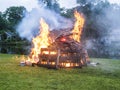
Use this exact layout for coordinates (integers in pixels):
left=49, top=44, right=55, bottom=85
left=38, top=0, right=60, bottom=13
left=0, top=12, right=8, bottom=30
left=0, top=6, right=27, bottom=42
left=60, top=8, right=74, bottom=18
left=4, top=6, right=26, bottom=30
left=0, top=12, right=9, bottom=41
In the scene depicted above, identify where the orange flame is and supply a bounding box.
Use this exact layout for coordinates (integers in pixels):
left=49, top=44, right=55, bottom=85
left=28, top=18, right=50, bottom=63
left=72, top=11, right=85, bottom=42
left=65, top=63, right=71, bottom=67
left=24, top=11, right=85, bottom=65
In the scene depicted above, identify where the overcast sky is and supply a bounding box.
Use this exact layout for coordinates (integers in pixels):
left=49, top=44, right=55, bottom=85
left=0, top=0, right=120, bottom=12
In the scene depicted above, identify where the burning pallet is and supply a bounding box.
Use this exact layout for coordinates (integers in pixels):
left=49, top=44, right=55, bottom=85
left=31, top=31, right=90, bottom=69
left=23, top=11, right=90, bottom=69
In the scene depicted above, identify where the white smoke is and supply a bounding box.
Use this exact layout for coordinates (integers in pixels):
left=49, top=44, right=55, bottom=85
left=58, top=0, right=79, bottom=8
left=108, top=0, right=120, bottom=4
left=17, top=1, right=72, bottom=41
left=82, top=0, right=120, bottom=58
left=105, top=6, right=120, bottom=57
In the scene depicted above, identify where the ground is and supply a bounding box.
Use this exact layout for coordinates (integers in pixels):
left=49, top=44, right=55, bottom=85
left=0, top=54, right=120, bottom=90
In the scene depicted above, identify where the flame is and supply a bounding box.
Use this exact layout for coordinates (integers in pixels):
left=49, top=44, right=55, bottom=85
left=51, top=62, right=55, bottom=65
left=27, top=18, right=50, bottom=63
left=32, top=18, right=50, bottom=55
left=50, top=51, right=57, bottom=55
left=72, top=11, right=85, bottom=42
left=22, top=11, right=86, bottom=66
left=65, top=63, right=71, bottom=67
left=42, top=51, right=49, bottom=54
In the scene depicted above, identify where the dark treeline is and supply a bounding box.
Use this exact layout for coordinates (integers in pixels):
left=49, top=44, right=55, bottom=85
left=0, top=6, right=27, bottom=42
left=0, top=0, right=120, bottom=58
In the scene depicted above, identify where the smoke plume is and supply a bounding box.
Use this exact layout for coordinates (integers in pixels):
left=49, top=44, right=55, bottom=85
left=17, top=1, right=72, bottom=41
left=17, top=0, right=120, bottom=58
left=83, top=0, right=120, bottom=58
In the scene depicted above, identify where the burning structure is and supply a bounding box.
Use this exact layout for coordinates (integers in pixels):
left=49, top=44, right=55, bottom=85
left=24, top=11, right=90, bottom=69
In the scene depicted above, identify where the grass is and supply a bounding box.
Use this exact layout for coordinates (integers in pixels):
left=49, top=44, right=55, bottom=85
left=0, top=54, right=120, bottom=90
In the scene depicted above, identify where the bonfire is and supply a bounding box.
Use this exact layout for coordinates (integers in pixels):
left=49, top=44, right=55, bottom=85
left=21, top=11, right=90, bottom=69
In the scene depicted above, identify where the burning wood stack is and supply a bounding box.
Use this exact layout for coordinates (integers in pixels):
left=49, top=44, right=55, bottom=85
left=23, top=11, right=90, bottom=69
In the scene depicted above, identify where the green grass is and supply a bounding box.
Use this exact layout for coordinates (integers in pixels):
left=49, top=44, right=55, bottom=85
left=0, top=54, right=120, bottom=90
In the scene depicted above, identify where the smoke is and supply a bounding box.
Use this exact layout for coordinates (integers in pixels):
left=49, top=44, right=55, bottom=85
left=83, top=0, right=120, bottom=58
left=58, top=0, right=79, bottom=8
left=17, top=1, right=72, bottom=41
left=104, top=5, right=120, bottom=58
left=17, top=0, right=120, bottom=58
left=108, top=0, right=120, bottom=4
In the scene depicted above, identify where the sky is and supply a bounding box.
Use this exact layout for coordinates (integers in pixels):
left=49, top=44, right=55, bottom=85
left=0, top=0, right=39, bottom=12
left=0, top=0, right=120, bottom=12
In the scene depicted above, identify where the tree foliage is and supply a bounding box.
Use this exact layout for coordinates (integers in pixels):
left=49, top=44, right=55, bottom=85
left=4, top=6, right=26, bottom=29
left=0, top=12, right=8, bottom=30
left=0, top=6, right=26, bottom=42
left=38, top=0, right=60, bottom=13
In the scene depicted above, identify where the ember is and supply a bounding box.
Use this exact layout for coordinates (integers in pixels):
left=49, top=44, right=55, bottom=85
left=60, top=38, right=66, bottom=42
left=24, top=11, right=90, bottom=69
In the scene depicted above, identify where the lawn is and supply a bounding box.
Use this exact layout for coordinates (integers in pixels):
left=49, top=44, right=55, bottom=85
left=0, top=54, right=120, bottom=90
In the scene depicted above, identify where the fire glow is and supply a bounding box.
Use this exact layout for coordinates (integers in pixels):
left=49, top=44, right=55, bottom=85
left=23, top=11, right=86, bottom=68
left=72, top=10, right=85, bottom=42
left=26, top=18, right=51, bottom=63
left=32, top=18, right=50, bottom=55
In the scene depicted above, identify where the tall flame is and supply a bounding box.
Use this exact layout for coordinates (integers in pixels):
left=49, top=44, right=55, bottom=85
left=24, top=11, right=85, bottom=64
left=28, top=18, right=50, bottom=63
left=72, top=11, right=85, bottom=42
